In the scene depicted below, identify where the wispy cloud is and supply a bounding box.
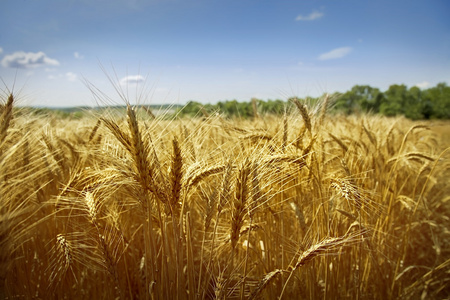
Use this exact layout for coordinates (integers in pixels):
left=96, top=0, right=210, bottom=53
left=0, top=47, right=3, bottom=55
left=74, top=52, right=84, bottom=59
left=296, top=10, right=324, bottom=21
left=1, top=51, right=60, bottom=68
left=318, top=47, right=352, bottom=60
left=415, top=81, right=430, bottom=89
left=66, top=72, right=78, bottom=82
left=48, top=72, right=78, bottom=82
left=120, top=75, right=145, bottom=86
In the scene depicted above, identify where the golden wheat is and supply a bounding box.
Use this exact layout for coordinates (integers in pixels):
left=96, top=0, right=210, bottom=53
left=1, top=91, right=448, bottom=299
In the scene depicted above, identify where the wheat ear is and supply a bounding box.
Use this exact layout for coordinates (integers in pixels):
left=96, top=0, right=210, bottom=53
left=293, top=236, right=346, bottom=270
left=127, top=105, right=150, bottom=186
left=0, top=93, right=13, bottom=144
left=318, top=93, right=329, bottom=127
left=56, top=233, right=72, bottom=272
left=291, top=97, right=312, bottom=134
left=186, top=165, right=226, bottom=191
left=142, top=105, right=156, bottom=119
left=330, top=177, right=366, bottom=214
left=251, top=98, right=260, bottom=119
left=169, top=136, right=183, bottom=217
left=83, top=192, right=122, bottom=298
left=100, top=117, right=133, bottom=154
left=329, top=132, right=349, bottom=153
left=240, top=133, right=273, bottom=142
left=279, top=235, right=349, bottom=298
left=248, top=269, right=283, bottom=300
left=230, top=159, right=250, bottom=250
left=282, top=114, right=288, bottom=151
left=88, top=119, right=101, bottom=143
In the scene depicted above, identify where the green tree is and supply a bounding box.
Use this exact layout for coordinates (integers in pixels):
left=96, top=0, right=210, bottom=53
left=178, top=101, right=203, bottom=117
left=380, top=84, right=407, bottom=116
left=403, top=86, right=423, bottom=120
left=424, top=82, right=450, bottom=119
left=335, top=85, right=383, bottom=114
left=259, top=99, right=286, bottom=115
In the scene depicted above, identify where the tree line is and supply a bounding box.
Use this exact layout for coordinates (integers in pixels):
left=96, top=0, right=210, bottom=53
left=178, top=82, right=450, bottom=120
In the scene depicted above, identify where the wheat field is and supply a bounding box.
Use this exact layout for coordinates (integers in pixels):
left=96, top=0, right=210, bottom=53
left=1, top=93, right=449, bottom=299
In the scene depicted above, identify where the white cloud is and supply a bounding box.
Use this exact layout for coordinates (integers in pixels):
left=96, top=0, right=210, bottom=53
left=47, top=72, right=78, bottom=82
left=66, top=72, right=77, bottom=82
left=415, top=81, right=430, bottom=89
left=74, top=52, right=84, bottom=59
left=120, top=75, right=145, bottom=86
left=1, top=51, right=60, bottom=68
left=296, top=10, right=324, bottom=21
left=318, top=47, right=352, bottom=60
left=0, top=47, right=3, bottom=54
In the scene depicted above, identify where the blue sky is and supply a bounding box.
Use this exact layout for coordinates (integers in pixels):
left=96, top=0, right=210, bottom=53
left=1, top=0, right=449, bottom=107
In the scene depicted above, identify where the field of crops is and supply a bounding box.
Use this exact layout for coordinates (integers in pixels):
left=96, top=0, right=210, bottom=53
left=1, top=93, right=449, bottom=299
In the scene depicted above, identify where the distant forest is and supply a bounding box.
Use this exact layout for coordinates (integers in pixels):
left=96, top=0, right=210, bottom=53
left=179, top=82, right=450, bottom=120
left=26, top=82, right=449, bottom=120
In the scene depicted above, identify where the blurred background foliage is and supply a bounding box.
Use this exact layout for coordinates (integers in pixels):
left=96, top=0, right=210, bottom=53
left=26, top=82, right=450, bottom=120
